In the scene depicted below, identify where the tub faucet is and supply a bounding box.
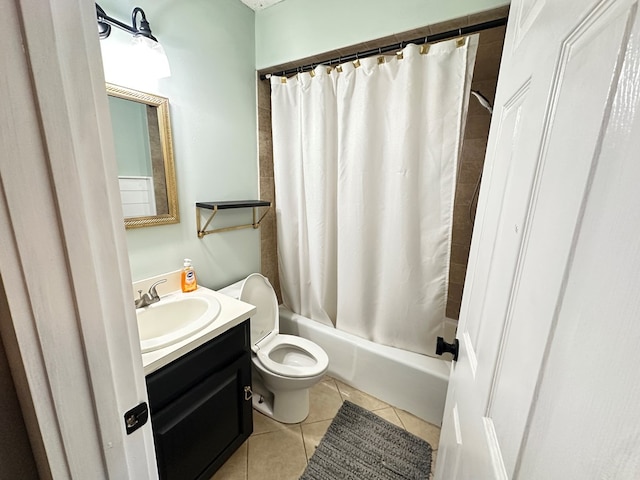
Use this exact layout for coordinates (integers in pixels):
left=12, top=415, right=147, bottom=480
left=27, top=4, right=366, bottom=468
left=135, top=279, right=167, bottom=308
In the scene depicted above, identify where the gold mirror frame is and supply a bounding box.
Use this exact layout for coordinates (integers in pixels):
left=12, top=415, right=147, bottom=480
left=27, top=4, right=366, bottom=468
left=106, top=83, right=179, bottom=229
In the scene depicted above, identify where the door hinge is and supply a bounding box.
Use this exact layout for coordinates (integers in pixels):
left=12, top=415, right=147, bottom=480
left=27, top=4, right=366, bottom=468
left=124, top=402, right=149, bottom=435
left=244, top=386, right=253, bottom=401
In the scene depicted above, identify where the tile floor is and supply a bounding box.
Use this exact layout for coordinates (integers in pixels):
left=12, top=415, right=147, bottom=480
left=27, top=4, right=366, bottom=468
left=211, top=376, right=440, bottom=480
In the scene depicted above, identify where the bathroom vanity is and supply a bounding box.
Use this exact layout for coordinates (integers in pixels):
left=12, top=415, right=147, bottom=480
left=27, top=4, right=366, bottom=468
left=146, top=320, right=252, bottom=480
left=135, top=277, right=256, bottom=480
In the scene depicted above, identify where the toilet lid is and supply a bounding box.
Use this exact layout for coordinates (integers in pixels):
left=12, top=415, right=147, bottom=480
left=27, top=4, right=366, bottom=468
left=240, top=273, right=279, bottom=352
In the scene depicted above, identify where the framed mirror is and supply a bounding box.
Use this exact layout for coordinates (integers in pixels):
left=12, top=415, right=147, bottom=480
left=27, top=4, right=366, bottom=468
left=106, top=83, right=179, bottom=228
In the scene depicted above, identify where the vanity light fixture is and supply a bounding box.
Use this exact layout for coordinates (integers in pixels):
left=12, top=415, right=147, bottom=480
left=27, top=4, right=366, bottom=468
left=96, top=3, right=156, bottom=41
left=96, top=3, right=171, bottom=78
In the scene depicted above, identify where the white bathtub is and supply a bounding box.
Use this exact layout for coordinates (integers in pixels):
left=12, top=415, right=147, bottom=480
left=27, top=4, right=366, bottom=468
left=279, top=307, right=451, bottom=427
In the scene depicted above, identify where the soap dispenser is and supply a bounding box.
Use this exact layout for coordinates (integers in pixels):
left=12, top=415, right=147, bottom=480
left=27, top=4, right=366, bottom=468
left=181, top=258, right=198, bottom=292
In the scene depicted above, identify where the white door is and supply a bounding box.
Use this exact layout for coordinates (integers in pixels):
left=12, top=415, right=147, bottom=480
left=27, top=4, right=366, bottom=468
left=436, top=0, right=640, bottom=478
left=0, top=0, right=158, bottom=477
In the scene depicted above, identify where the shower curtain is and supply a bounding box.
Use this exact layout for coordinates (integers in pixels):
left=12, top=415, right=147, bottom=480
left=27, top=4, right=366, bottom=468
left=271, top=36, right=478, bottom=356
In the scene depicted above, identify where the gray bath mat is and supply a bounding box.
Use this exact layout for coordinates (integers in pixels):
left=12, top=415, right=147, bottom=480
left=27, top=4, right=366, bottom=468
left=300, top=400, right=432, bottom=480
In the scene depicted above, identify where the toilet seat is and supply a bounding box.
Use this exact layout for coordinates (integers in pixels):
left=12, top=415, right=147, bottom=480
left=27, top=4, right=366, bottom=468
left=240, top=273, right=329, bottom=379
left=256, top=334, right=329, bottom=378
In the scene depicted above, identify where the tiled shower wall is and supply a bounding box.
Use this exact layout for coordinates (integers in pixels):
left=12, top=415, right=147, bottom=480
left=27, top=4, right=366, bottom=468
left=446, top=25, right=506, bottom=319
left=258, top=7, right=508, bottom=316
left=257, top=77, right=281, bottom=303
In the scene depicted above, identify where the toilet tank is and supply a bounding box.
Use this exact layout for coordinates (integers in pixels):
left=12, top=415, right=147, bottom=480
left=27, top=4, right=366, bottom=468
left=218, top=279, right=244, bottom=299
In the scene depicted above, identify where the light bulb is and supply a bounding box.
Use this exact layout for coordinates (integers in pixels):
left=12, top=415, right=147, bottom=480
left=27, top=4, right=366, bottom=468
left=131, top=36, right=171, bottom=79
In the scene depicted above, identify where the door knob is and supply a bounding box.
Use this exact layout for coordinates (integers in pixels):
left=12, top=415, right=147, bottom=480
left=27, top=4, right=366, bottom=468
left=436, top=337, right=459, bottom=361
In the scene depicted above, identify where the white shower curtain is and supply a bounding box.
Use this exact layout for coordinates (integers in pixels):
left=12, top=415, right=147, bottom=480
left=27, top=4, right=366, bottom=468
left=271, top=37, right=477, bottom=356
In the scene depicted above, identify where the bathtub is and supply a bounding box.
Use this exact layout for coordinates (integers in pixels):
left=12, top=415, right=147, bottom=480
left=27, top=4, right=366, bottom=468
left=279, top=307, right=451, bottom=427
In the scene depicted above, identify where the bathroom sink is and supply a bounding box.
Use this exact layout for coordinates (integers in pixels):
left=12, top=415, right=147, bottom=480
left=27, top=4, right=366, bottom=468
left=137, top=292, right=222, bottom=353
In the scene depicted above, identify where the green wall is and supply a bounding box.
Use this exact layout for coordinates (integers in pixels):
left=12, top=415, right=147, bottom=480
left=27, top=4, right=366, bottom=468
left=100, top=0, right=259, bottom=288
left=98, top=0, right=508, bottom=289
left=256, top=0, right=509, bottom=69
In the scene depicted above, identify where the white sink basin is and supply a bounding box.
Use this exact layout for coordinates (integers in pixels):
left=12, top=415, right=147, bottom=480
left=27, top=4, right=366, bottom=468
left=137, top=292, right=221, bottom=353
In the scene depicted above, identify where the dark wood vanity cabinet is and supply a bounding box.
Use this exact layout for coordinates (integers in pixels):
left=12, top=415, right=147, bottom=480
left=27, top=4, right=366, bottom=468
left=146, top=320, right=253, bottom=480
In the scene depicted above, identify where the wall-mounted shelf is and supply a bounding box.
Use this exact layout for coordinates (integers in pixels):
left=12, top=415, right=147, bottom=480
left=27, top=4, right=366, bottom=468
left=196, top=200, right=271, bottom=238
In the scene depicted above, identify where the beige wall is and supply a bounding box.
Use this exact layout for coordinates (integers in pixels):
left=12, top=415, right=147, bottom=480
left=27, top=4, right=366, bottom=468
left=258, top=7, right=507, bottom=318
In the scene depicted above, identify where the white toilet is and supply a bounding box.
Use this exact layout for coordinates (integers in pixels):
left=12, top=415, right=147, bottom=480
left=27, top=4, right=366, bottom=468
left=232, top=273, right=329, bottom=424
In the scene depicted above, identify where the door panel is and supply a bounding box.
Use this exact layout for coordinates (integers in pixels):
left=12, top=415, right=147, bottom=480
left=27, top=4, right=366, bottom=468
left=488, top=4, right=633, bottom=475
left=464, top=82, right=529, bottom=351
left=437, top=403, right=462, bottom=479
left=436, top=0, right=640, bottom=478
left=517, top=4, right=640, bottom=477
left=512, top=0, right=545, bottom=48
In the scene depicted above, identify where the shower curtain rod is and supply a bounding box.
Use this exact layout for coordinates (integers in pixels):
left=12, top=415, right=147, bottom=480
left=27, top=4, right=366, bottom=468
left=260, top=17, right=507, bottom=80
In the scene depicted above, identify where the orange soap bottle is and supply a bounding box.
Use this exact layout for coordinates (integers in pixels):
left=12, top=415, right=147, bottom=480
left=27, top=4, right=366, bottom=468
left=181, top=258, right=198, bottom=292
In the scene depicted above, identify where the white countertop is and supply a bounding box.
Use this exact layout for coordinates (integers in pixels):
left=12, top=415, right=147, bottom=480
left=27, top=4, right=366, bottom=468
left=140, top=286, right=255, bottom=375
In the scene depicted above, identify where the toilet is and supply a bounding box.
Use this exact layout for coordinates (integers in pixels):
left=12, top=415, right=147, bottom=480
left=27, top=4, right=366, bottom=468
left=227, top=273, right=329, bottom=424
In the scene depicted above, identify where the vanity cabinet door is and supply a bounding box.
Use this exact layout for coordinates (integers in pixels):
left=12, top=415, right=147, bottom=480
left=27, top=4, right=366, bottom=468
left=151, top=352, right=252, bottom=480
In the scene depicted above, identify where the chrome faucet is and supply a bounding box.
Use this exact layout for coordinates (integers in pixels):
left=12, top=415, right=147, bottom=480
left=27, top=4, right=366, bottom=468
left=135, top=279, right=167, bottom=308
